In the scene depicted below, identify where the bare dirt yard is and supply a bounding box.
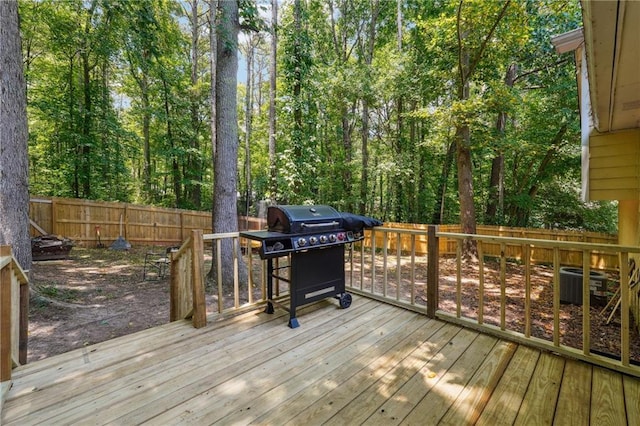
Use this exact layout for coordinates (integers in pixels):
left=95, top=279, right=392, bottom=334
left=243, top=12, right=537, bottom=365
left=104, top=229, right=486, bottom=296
left=28, top=246, right=640, bottom=365
left=28, top=246, right=174, bottom=362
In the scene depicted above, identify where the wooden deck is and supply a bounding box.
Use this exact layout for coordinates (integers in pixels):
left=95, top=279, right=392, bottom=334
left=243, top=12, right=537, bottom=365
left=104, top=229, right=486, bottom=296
left=3, top=295, right=640, bottom=425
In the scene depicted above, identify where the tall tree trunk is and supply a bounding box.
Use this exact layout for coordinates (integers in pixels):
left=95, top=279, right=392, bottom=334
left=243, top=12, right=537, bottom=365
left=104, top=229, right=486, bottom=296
left=141, top=71, right=151, bottom=199
left=209, top=0, right=218, bottom=163
left=244, top=35, right=255, bottom=216
left=0, top=0, right=32, bottom=271
left=213, top=0, right=247, bottom=288
left=454, top=0, right=510, bottom=258
left=394, top=0, right=404, bottom=221
left=162, top=77, right=182, bottom=207
left=69, top=56, right=80, bottom=198
left=455, top=26, right=477, bottom=257
left=486, top=63, right=517, bottom=223
left=360, top=100, right=370, bottom=215
left=431, top=140, right=456, bottom=224
left=292, top=0, right=303, bottom=185
left=341, top=107, right=353, bottom=211
left=78, top=2, right=97, bottom=199
left=359, top=0, right=380, bottom=215
left=81, top=50, right=92, bottom=198
left=268, top=0, right=278, bottom=203
left=189, top=0, right=202, bottom=209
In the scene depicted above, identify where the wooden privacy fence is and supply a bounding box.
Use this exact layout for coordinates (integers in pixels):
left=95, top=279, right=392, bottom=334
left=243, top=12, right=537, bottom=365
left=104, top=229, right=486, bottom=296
left=1, top=246, right=29, bottom=407
left=29, top=197, right=212, bottom=247
left=28, top=196, right=617, bottom=269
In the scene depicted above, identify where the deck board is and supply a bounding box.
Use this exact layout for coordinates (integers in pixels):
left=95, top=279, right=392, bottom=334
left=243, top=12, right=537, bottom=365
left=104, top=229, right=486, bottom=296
left=475, top=345, right=539, bottom=425
left=514, top=352, right=565, bottom=425
left=554, top=359, right=592, bottom=425
left=590, top=367, right=627, bottom=425
left=3, top=294, right=640, bottom=425
left=437, top=340, right=517, bottom=425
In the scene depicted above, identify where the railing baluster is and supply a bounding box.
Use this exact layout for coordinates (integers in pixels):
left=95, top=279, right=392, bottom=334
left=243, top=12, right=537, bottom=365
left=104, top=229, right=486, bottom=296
left=456, top=240, right=462, bottom=318
left=582, top=249, right=591, bottom=356
left=620, top=251, right=630, bottom=366
left=553, top=247, right=560, bottom=347
left=396, top=232, right=401, bottom=301
left=411, top=234, right=416, bottom=306
left=478, top=240, right=484, bottom=325
left=191, top=230, right=206, bottom=328
left=427, top=226, right=438, bottom=317
left=371, top=229, right=376, bottom=295
left=233, top=237, right=240, bottom=309
left=383, top=232, right=388, bottom=297
left=524, top=244, right=531, bottom=338
left=216, top=238, right=223, bottom=314
left=500, top=242, right=506, bottom=331
left=1, top=247, right=13, bottom=382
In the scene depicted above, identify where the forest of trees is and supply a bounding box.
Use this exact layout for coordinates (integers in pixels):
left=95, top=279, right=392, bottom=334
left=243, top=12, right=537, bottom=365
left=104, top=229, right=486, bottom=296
left=18, top=0, right=618, bottom=233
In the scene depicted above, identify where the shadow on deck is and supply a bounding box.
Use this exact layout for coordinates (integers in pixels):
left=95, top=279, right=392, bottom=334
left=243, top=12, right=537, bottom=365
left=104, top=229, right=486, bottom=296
left=2, top=295, right=640, bottom=425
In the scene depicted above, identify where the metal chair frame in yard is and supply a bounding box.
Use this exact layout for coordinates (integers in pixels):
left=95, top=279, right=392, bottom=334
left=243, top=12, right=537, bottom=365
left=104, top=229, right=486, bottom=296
left=143, top=247, right=176, bottom=280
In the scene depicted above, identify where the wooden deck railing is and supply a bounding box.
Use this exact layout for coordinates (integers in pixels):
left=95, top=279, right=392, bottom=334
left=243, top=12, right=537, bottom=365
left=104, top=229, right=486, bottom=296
left=346, top=226, right=438, bottom=316
left=169, top=231, right=269, bottom=328
left=170, top=225, right=640, bottom=377
left=370, top=222, right=619, bottom=269
left=1, top=246, right=29, bottom=407
left=347, top=225, right=640, bottom=378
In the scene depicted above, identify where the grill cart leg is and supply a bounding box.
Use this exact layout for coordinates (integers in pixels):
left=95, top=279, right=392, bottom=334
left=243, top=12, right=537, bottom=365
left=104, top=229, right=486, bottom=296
left=265, top=259, right=275, bottom=314
left=288, top=316, right=300, bottom=328
left=338, top=293, right=352, bottom=309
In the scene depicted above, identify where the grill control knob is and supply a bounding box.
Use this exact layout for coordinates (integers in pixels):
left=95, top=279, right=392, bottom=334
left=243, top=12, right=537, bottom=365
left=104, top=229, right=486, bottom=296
left=297, top=238, right=307, bottom=247
left=309, top=236, right=318, bottom=245
left=329, top=234, right=337, bottom=242
left=319, top=235, right=328, bottom=244
left=337, top=232, right=346, bottom=241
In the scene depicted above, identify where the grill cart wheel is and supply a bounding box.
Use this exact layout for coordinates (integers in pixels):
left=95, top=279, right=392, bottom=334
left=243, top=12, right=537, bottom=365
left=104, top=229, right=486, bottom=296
left=338, top=293, right=352, bottom=309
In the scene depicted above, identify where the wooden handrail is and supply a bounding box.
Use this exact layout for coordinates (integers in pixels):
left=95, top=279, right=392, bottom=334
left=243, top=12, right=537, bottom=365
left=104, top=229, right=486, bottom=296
left=438, top=231, right=640, bottom=253
left=1, top=245, right=30, bottom=396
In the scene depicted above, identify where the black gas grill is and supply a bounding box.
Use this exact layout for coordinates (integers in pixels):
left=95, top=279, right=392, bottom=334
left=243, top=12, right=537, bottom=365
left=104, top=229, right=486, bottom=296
left=241, top=205, right=378, bottom=328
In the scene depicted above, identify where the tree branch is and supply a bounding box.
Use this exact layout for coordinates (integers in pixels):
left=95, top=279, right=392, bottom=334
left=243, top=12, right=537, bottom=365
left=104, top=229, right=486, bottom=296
left=467, top=0, right=511, bottom=79
left=513, top=57, right=571, bottom=84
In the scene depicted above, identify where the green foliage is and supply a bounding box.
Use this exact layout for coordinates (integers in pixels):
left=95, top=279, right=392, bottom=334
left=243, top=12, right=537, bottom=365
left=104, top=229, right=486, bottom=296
left=20, top=0, right=616, bottom=234
left=530, top=179, right=618, bottom=234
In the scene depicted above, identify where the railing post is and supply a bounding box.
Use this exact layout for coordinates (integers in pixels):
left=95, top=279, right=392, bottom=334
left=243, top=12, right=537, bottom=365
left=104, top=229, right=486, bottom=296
left=19, top=272, right=28, bottom=365
left=1, top=246, right=12, bottom=383
left=427, top=225, right=439, bottom=318
left=191, top=230, right=207, bottom=328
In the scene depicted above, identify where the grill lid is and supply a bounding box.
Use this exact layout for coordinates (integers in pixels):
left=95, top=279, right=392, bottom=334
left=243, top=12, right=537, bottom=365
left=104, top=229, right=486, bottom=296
left=268, top=205, right=343, bottom=234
